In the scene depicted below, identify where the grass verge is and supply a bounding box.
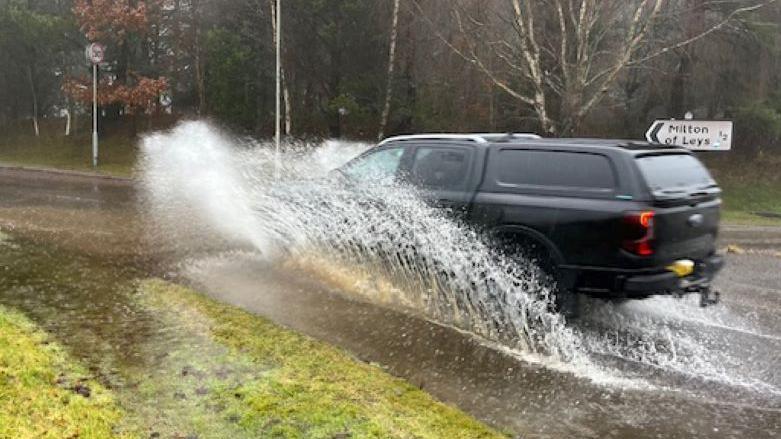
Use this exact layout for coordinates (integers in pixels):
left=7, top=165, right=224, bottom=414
left=0, top=306, right=127, bottom=438
left=706, top=156, right=781, bottom=226
left=718, top=180, right=781, bottom=226
left=0, top=132, right=137, bottom=177
left=139, top=279, right=506, bottom=439
left=0, top=116, right=181, bottom=177
left=721, top=209, right=781, bottom=226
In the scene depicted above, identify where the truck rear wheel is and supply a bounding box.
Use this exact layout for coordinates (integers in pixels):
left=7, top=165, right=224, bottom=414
left=494, top=233, right=579, bottom=319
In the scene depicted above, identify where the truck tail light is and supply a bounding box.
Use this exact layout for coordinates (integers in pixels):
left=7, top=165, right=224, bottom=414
left=622, top=211, right=655, bottom=256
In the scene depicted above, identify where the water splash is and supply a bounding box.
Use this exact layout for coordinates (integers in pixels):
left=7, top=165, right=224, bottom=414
left=139, top=121, right=781, bottom=398
left=139, top=121, right=582, bottom=363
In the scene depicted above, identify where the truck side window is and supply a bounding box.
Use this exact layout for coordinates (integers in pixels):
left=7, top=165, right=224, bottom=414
left=496, top=150, right=615, bottom=190
left=410, top=147, right=471, bottom=191
left=341, top=147, right=405, bottom=183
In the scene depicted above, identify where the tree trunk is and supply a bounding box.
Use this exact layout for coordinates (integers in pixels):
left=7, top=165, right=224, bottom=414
left=533, top=97, right=554, bottom=135
left=26, top=65, right=39, bottom=137
left=108, top=39, right=130, bottom=121
left=377, top=0, right=400, bottom=140
left=488, top=81, right=495, bottom=131
left=283, top=75, right=292, bottom=135
left=193, top=0, right=206, bottom=115
left=270, top=0, right=292, bottom=135
left=172, top=0, right=181, bottom=106
left=669, top=56, right=688, bottom=118
left=398, top=15, right=416, bottom=133
left=71, top=101, right=78, bottom=135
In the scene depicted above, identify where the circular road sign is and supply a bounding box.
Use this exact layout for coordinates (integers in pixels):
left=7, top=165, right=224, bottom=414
left=159, top=93, right=172, bottom=107
left=85, top=43, right=105, bottom=64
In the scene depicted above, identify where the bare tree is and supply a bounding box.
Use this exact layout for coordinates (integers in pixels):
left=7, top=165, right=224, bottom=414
left=416, top=0, right=775, bottom=135
left=378, top=0, right=401, bottom=140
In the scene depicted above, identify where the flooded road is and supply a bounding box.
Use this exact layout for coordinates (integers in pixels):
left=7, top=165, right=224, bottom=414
left=1, top=166, right=780, bottom=438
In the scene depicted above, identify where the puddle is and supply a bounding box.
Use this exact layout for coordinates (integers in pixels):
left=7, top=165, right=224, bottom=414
left=0, top=234, right=260, bottom=437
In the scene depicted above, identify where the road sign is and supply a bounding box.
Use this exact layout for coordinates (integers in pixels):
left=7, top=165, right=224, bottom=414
left=85, top=43, right=105, bottom=64
left=159, top=93, right=172, bottom=107
left=645, top=119, right=733, bottom=151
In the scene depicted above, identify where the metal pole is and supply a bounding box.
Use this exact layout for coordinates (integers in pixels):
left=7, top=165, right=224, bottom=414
left=274, top=0, right=281, bottom=179
left=92, top=62, right=98, bottom=168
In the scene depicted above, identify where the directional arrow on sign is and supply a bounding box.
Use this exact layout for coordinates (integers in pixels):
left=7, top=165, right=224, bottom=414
left=646, top=121, right=664, bottom=143
left=645, top=119, right=733, bottom=151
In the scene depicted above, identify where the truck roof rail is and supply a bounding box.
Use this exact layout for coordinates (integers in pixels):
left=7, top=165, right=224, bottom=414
left=377, top=132, right=541, bottom=146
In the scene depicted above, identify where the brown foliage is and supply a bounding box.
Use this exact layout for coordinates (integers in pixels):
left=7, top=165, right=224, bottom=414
left=72, top=0, right=158, bottom=42
left=66, top=1, right=167, bottom=112
left=62, top=74, right=167, bottom=113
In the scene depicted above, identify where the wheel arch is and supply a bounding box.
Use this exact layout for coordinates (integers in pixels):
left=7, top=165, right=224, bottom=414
left=488, top=225, right=565, bottom=267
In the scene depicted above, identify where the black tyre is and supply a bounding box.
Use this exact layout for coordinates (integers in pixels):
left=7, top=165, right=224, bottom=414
left=495, top=233, right=579, bottom=319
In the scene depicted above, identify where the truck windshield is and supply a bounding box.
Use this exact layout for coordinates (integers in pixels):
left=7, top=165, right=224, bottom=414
left=636, top=154, right=715, bottom=191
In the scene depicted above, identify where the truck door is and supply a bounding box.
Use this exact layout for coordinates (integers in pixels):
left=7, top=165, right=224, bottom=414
left=404, top=144, right=476, bottom=216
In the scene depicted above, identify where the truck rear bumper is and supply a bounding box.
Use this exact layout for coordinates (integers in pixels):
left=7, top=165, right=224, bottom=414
left=569, top=254, right=724, bottom=299
left=621, top=254, right=724, bottom=297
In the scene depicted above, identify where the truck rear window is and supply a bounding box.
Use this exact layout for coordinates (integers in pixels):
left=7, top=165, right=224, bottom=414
left=636, top=154, right=714, bottom=190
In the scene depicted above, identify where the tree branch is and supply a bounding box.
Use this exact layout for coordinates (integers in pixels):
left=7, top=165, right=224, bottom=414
left=629, top=0, right=776, bottom=66
left=409, top=0, right=536, bottom=105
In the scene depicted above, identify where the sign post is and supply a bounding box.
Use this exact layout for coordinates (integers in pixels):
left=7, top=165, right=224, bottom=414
left=85, top=43, right=105, bottom=168
left=274, top=0, right=281, bottom=179
left=645, top=119, right=733, bottom=151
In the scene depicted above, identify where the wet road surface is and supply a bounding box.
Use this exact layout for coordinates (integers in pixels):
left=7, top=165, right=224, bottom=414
left=1, top=167, right=779, bottom=438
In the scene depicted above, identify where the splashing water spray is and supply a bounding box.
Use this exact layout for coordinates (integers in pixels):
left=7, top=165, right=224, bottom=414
left=139, top=121, right=781, bottom=395
left=139, top=121, right=587, bottom=364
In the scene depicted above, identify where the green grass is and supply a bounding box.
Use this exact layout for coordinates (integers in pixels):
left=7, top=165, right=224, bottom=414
left=0, top=132, right=138, bottom=177
left=721, top=206, right=781, bottom=226
left=0, top=306, right=129, bottom=438
left=139, top=279, right=507, bottom=439
left=706, top=156, right=781, bottom=226
left=0, top=116, right=180, bottom=177
left=719, top=181, right=781, bottom=225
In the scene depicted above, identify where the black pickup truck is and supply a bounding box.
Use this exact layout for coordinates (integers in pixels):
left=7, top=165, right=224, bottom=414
left=336, top=133, right=724, bottom=314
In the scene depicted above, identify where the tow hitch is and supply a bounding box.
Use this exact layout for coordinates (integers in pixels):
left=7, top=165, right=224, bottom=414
left=668, top=259, right=721, bottom=307
left=688, top=285, right=720, bottom=307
